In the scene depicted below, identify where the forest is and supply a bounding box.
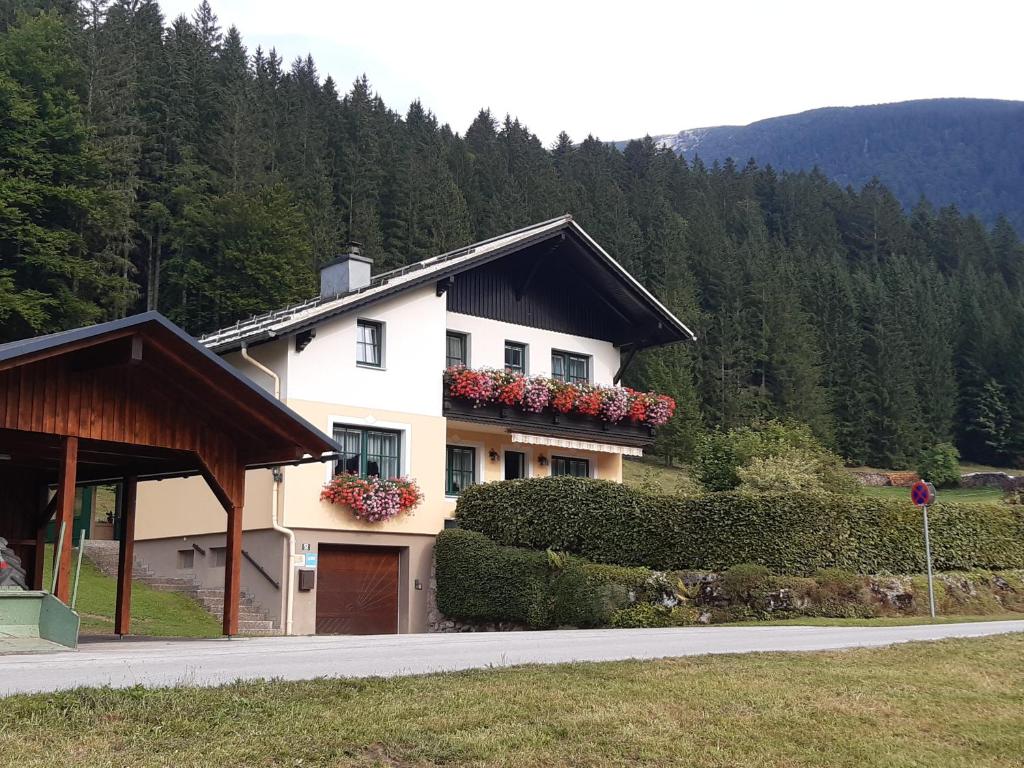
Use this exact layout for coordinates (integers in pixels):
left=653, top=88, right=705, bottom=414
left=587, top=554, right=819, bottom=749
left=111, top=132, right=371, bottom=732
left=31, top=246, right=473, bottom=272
left=2, top=1, right=1023, bottom=470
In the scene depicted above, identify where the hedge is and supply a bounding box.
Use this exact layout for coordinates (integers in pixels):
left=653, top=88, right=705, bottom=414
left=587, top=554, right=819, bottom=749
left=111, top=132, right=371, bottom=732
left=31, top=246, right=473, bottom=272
left=454, top=477, right=1024, bottom=576
left=434, top=528, right=661, bottom=627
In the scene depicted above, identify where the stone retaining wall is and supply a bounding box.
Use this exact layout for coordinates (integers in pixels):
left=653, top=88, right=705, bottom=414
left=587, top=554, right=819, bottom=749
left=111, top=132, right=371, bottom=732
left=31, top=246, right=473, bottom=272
left=960, top=472, right=1024, bottom=491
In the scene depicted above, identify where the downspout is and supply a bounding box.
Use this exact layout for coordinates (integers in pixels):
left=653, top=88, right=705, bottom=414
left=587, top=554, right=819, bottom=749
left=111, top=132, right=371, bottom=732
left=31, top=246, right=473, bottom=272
left=240, top=341, right=295, bottom=636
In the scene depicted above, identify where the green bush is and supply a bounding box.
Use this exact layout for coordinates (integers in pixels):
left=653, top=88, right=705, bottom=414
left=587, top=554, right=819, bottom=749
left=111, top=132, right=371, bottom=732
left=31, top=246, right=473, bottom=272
left=721, top=563, right=773, bottom=602
left=918, top=443, right=961, bottom=488
left=455, top=477, right=1024, bottom=576
left=434, top=529, right=654, bottom=628
left=694, top=420, right=859, bottom=494
left=736, top=450, right=824, bottom=492
left=610, top=602, right=674, bottom=628
left=434, top=528, right=550, bottom=626
left=692, top=431, right=741, bottom=491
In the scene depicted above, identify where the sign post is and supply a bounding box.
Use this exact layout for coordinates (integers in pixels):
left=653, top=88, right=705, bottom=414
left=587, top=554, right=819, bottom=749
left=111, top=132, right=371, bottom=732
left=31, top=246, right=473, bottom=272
left=910, top=479, right=937, bottom=618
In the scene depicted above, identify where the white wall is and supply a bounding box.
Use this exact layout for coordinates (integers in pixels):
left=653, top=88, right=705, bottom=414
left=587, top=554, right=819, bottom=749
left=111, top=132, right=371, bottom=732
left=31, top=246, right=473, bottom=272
left=287, top=285, right=448, bottom=417
left=444, top=311, right=621, bottom=386
left=223, top=339, right=289, bottom=399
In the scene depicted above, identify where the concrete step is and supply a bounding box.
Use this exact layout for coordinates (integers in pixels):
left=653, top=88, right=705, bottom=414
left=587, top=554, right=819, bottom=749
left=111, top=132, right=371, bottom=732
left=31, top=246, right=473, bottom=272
left=195, top=597, right=261, bottom=610
left=237, top=620, right=275, bottom=631
left=142, top=582, right=199, bottom=592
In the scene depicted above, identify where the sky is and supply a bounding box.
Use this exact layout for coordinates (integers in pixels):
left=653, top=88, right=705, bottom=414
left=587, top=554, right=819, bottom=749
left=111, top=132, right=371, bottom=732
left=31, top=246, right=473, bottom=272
left=159, top=0, right=1024, bottom=144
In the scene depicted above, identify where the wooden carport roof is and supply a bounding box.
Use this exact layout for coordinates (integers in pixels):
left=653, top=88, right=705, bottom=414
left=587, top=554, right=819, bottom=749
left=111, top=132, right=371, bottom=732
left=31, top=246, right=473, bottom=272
left=0, top=311, right=341, bottom=636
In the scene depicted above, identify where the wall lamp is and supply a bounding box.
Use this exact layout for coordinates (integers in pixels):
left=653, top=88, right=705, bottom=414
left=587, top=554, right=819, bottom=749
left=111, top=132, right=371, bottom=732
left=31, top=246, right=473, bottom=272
left=488, top=449, right=500, bottom=462
left=537, top=454, right=549, bottom=467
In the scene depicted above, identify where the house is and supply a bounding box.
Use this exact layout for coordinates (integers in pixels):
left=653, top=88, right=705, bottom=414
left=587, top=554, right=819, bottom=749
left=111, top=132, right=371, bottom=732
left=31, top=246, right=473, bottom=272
left=134, top=215, right=695, bottom=635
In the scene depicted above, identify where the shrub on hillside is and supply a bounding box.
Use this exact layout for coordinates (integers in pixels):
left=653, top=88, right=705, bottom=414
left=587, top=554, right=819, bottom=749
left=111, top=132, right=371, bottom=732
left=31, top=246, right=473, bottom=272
left=917, top=443, right=961, bottom=488
left=736, top=450, right=824, bottom=492
left=454, top=476, right=1024, bottom=575
left=694, top=420, right=859, bottom=494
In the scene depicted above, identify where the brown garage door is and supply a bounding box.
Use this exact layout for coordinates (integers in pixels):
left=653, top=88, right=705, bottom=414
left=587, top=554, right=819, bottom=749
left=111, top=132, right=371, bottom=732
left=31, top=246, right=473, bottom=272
left=316, top=545, right=400, bottom=635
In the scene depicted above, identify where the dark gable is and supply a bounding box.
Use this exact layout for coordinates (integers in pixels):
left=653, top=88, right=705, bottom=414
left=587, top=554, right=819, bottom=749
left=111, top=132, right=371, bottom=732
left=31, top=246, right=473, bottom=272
left=445, top=229, right=680, bottom=348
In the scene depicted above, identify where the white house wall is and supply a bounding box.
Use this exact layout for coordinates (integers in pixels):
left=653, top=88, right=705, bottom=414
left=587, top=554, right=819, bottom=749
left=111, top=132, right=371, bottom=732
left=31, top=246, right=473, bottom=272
left=445, top=311, right=620, bottom=385
left=287, top=285, right=446, bottom=416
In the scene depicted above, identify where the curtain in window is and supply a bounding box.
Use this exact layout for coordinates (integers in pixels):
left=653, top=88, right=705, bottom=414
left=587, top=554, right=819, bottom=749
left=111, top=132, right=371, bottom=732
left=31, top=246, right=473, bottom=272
left=446, top=446, right=475, bottom=494
left=446, top=333, right=467, bottom=368
left=366, top=430, right=400, bottom=479
left=333, top=427, right=362, bottom=475
left=357, top=322, right=381, bottom=366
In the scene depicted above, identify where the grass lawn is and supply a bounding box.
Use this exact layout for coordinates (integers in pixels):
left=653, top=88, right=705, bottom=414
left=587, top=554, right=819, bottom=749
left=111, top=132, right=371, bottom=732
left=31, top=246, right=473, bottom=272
left=2, top=634, right=1022, bottom=767
left=860, top=485, right=1005, bottom=504
left=42, top=548, right=221, bottom=638
left=622, top=456, right=694, bottom=493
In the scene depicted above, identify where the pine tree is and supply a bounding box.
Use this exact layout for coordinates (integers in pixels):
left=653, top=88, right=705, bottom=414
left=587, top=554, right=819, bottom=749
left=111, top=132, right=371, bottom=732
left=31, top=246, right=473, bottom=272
left=0, top=11, right=128, bottom=339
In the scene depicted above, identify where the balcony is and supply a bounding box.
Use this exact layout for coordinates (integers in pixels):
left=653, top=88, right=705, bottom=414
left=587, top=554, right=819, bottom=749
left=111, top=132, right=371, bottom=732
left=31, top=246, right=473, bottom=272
left=441, top=368, right=675, bottom=448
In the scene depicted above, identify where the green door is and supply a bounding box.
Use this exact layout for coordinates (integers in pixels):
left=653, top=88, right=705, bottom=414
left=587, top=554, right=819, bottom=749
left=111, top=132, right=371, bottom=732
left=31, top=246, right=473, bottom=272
left=45, top=487, right=93, bottom=544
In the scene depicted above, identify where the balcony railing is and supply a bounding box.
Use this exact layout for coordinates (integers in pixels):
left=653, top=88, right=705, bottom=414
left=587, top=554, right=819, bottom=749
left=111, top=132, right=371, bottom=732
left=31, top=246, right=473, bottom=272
left=441, top=368, right=675, bottom=447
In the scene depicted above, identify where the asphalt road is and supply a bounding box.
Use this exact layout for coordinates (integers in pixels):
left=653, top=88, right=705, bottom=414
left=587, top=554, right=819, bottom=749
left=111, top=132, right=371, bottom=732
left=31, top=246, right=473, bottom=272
left=2, top=620, right=1022, bottom=696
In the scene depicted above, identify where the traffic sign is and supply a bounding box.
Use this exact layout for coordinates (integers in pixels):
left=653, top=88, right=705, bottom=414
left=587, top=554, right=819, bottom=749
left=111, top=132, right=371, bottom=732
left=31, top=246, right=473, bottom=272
left=910, top=480, right=935, bottom=507
left=910, top=479, right=938, bottom=618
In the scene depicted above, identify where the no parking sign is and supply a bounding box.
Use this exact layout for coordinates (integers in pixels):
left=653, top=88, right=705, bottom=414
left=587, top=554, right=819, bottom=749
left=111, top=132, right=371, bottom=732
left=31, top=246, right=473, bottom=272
left=910, top=479, right=938, bottom=618
left=910, top=480, right=936, bottom=507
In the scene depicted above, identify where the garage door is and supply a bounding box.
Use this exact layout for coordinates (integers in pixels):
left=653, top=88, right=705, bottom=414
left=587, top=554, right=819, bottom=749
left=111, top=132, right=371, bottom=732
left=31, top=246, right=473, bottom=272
left=315, top=545, right=400, bottom=635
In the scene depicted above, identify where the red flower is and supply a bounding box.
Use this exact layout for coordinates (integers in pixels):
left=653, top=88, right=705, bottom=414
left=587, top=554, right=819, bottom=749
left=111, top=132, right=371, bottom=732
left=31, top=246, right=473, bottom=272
left=551, top=384, right=578, bottom=413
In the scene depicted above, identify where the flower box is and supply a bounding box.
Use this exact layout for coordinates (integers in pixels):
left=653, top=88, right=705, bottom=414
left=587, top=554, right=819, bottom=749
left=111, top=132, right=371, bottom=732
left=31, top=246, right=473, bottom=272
left=442, top=368, right=674, bottom=447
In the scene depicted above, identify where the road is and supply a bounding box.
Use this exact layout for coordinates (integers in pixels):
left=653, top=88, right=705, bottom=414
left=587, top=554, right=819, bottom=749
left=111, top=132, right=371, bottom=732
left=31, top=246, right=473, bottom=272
left=2, top=620, right=1021, bottom=696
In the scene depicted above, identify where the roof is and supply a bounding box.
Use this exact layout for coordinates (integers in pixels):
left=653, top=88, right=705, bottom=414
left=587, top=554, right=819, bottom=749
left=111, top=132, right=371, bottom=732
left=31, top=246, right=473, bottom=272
left=0, top=311, right=342, bottom=469
left=201, top=215, right=697, bottom=353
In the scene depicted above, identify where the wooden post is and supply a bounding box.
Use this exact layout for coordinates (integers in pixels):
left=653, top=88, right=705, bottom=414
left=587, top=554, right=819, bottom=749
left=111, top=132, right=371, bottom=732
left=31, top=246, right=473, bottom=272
left=53, top=436, right=78, bottom=602
left=33, top=482, right=51, bottom=590
left=222, top=470, right=245, bottom=637
left=114, top=475, right=138, bottom=636
left=33, top=525, right=46, bottom=590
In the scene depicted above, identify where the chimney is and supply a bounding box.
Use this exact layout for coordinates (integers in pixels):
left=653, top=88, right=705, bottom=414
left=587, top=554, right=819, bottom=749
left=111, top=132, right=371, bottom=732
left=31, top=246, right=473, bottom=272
left=319, top=242, right=372, bottom=299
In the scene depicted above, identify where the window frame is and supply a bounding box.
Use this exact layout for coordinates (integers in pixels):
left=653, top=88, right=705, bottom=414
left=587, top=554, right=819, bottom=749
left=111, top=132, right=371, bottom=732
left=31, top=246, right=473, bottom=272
left=445, top=445, right=477, bottom=496
left=550, top=455, right=591, bottom=478
left=356, top=318, right=384, bottom=368
left=551, top=350, right=590, bottom=384
left=503, top=449, right=527, bottom=480
left=332, top=424, right=402, bottom=479
left=446, top=330, right=469, bottom=369
left=504, top=341, right=527, bottom=374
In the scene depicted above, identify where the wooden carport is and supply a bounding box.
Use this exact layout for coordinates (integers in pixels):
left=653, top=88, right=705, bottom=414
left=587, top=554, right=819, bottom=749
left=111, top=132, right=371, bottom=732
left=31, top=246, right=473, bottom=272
left=0, top=312, right=339, bottom=636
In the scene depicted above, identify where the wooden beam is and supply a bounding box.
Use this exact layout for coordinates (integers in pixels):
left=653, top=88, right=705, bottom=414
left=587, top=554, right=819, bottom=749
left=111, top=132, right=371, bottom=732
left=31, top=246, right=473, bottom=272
left=613, top=347, right=639, bottom=385
left=142, top=334, right=305, bottom=447
left=53, top=435, right=78, bottom=602
left=33, top=524, right=45, bottom=590
left=515, top=235, right=563, bottom=300
left=68, top=335, right=144, bottom=372
left=114, top=475, right=138, bottom=636
left=0, top=329, right=137, bottom=373
left=222, top=469, right=245, bottom=636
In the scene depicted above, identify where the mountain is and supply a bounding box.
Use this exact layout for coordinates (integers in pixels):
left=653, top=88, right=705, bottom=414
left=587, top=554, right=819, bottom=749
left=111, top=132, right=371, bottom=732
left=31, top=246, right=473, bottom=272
left=635, top=99, right=1024, bottom=232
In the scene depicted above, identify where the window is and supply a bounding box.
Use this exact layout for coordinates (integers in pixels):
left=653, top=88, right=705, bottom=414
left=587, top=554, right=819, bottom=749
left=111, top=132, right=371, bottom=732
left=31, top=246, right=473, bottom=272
left=211, top=547, right=226, bottom=567
left=551, top=456, right=590, bottom=477
left=551, top=351, right=589, bottom=384
left=446, top=445, right=476, bottom=495
left=332, top=425, right=401, bottom=478
left=446, top=331, right=468, bottom=368
left=504, top=450, right=526, bottom=480
left=176, top=549, right=194, bottom=570
left=356, top=319, right=383, bottom=367
left=504, top=341, right=526, bottom=374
